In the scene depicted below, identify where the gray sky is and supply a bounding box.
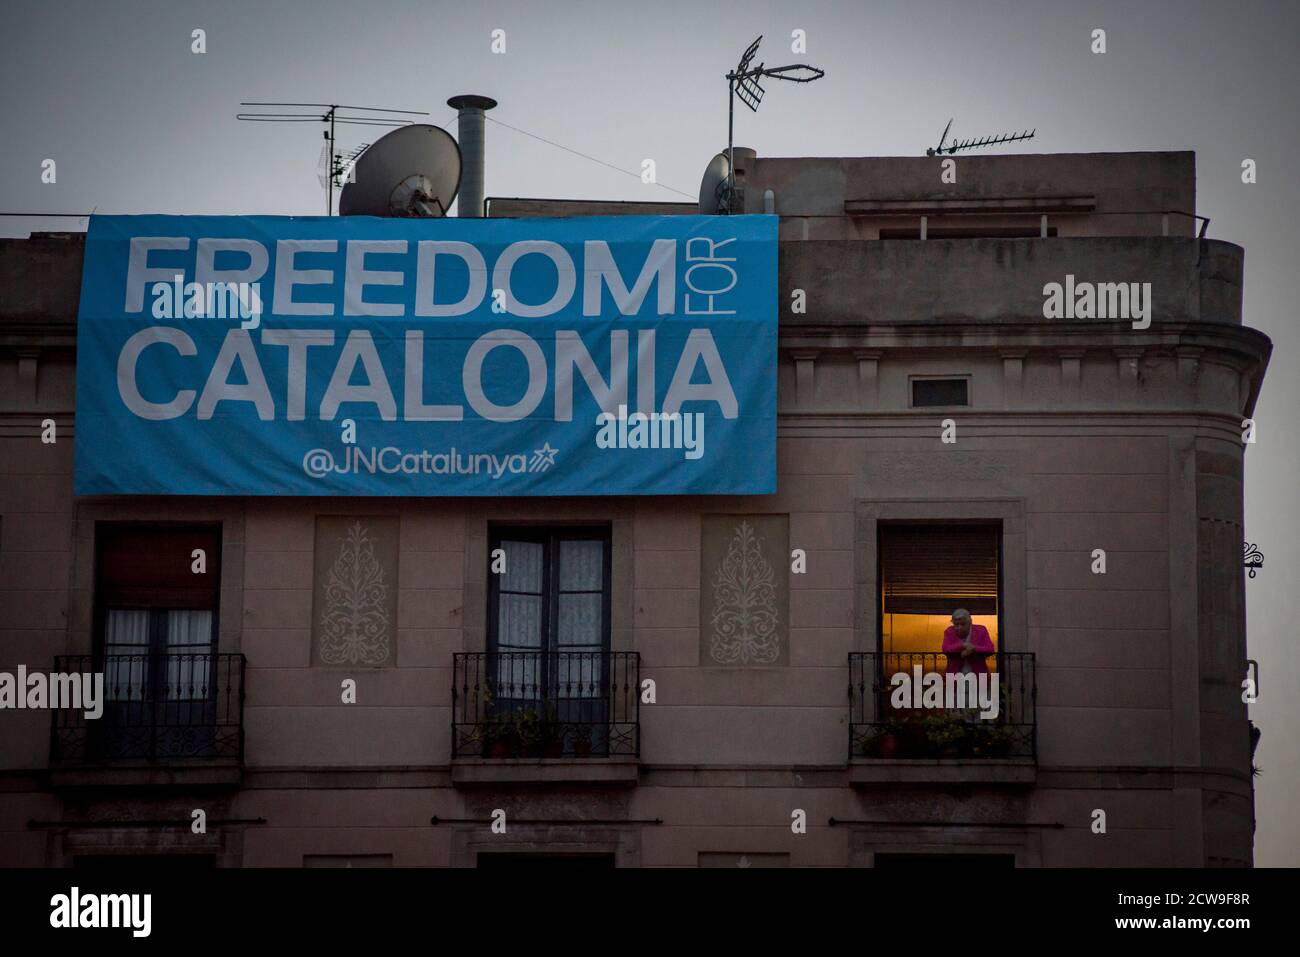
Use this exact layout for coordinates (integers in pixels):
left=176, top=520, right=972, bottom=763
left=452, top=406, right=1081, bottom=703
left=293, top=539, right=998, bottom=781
left=2, top=0, right=1297, bottom=865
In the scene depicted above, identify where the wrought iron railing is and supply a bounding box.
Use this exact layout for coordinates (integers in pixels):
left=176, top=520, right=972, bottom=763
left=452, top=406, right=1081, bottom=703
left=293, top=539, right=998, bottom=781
left=50, top=653, right=245, bottom=764
left=452, top=652, right=639, bottom=759
left=848, top=651, right=1035, bottom=760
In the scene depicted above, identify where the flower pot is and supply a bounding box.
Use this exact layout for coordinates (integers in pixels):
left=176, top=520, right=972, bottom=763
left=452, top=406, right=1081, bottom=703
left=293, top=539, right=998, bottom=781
left=574, top=738, right=593, bottom=758
left=875, top=733, right=899, bottom=758
left=490, top=740, right=512, bottom=759
left=544, top=738, right=564, bottom=758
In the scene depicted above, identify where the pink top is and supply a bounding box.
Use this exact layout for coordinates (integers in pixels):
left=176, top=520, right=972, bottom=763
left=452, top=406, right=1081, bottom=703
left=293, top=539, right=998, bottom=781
left=941, top=624, right=995, bottom=673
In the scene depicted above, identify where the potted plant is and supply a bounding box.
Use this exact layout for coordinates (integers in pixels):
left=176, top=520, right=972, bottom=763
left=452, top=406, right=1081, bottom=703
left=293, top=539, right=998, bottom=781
left=957, top=713, right=990, bottom=758
left=458, top=721, right=487, bottom=758
left=923, top=713, right=965, bottom=758
left=862, top=720, right=902, bottom=758
left=963, top=720, right=989, bottom=757
left=985, top=723, right=1018, bottom=758
left=513, top=707, right=542, bottom=756
left=484, top=713, right=513, bottom=758
left=897, top=717, right=931, bottom=757
left=859, top=729, right=881, bottom=757
left=912, top=710, right=990, bottom=758
left=483, top=706, right=543, bottom=758
left=572, top=724, right=593, bottom=758
left=475, top=686, right=501, bottom=757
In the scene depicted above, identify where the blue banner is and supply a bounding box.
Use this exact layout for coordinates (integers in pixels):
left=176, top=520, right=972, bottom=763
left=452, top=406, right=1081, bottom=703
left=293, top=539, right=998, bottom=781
left=73, top=214, right=777, bottom=496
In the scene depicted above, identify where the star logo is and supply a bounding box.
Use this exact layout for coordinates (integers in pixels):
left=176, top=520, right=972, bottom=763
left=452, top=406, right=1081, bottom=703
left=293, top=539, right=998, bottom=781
left=528, top=443, right=558, bottom=473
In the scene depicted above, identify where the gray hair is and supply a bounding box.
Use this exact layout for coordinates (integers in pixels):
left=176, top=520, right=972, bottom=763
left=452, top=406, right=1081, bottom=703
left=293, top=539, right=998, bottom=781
left=951, top=608, right=971, bottom=621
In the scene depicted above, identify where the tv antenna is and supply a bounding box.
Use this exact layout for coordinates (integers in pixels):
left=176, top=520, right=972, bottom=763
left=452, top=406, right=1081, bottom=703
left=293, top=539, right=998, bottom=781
left=236, top=102, right=431, bottom=214
left=718, top=36, right=824, bottom=213
left=926, top=118, right=1036, bottom=156
left=334, top=142, right=373, bottom=183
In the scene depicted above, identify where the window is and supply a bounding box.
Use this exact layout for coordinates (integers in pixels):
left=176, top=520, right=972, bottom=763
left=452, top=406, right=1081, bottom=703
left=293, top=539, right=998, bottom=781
left=854, top=521, right=1032, bottom=759
left=878, top=523, right=1000, bottom=657
left=486, top=526, right=612, bottom=751
left=489, top=525, right=611, bottom=672
left=93, top=525, right=222, bottom=758
left=911, top=377, right=969, bottom=408
left=103, top=609, right=213, bottom=702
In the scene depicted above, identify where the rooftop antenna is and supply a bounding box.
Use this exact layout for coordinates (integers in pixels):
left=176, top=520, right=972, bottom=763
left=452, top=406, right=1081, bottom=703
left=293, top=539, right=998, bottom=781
left=322, top=141, right=373, bottom=198
left=928, top=118, right=954, bottom=157
left=337, top=142, right=372, bottom=179
left=926, top=120, right=1036, bottom=156
left=719, top=36, right=824, bottom=213
left=236, top=103, right=431, bottom=214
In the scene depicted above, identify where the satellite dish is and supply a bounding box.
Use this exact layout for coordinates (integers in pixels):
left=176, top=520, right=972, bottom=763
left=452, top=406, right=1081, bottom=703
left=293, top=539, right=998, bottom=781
left=698, top=151, right=732, bottom=214
left=339, top=124, right=461, bottom=217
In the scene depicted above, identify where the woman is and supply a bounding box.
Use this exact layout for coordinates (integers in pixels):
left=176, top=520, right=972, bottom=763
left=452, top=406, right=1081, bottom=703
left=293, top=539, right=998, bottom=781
left=941, top=608, right=995, bottom=675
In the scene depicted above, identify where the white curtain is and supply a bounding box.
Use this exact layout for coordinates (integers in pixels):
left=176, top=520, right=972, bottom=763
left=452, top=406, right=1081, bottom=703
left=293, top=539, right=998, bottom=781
left=104, top=610, right=149, bottom=701
left=559, top=539, right=602, bottom=591
left=558, top=540, right=604, bottom=695
left=496, top=541, right=544, bottom=693
left=166, top=609, right=213, bottom=700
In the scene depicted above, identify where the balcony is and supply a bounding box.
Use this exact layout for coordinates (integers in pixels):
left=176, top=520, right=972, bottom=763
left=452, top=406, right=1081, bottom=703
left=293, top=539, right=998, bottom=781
left=847, top=651, right=1036, bottom=786
left=49, top=653, right=245, bottom=787
left=451, top=651, right=639, bottom=786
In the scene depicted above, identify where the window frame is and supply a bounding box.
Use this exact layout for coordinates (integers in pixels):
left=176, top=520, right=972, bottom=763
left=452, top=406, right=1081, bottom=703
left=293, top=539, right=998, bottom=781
left=93, top=522, right=224, bottom=661
left=875, top=520, right=1004, bottom=657
left=908, top=374, right=971, bottom=409
left=91, top=523, right=224, bottom=746
left=486, top=523, right=613, bottom=689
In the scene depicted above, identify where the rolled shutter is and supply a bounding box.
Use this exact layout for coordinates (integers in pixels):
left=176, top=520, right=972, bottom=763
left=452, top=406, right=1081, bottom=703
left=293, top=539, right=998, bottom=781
left=881, top=524, right=999, bottom=616
left=97, top=525, right=222, bottom=608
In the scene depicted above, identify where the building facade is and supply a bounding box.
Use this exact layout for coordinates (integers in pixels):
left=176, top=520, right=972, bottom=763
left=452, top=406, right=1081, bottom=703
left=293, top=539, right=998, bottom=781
left=0, top=150, right=1270, bottom=867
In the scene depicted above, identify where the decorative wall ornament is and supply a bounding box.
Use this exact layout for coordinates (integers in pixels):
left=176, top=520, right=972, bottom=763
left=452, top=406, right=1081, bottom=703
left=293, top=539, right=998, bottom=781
left=1244, top=541, right=1264, bottom=578
left=701, top=516, right=789, bottom=666
left=313, top=517, right=399, bottom=666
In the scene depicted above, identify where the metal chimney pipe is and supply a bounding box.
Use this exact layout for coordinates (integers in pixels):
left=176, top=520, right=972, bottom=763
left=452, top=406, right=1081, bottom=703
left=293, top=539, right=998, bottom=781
left=447, top=94, right=497, bottom=217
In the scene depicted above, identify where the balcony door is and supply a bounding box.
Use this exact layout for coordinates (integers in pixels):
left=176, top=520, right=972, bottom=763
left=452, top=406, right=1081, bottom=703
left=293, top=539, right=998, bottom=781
left=94, top=525, right=221, bottom=760
left=879, top=522, right=1001, bottom=670
left=487, top=526, right=611, bottom=753
left=876, top=522, right=1002, bottom=728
